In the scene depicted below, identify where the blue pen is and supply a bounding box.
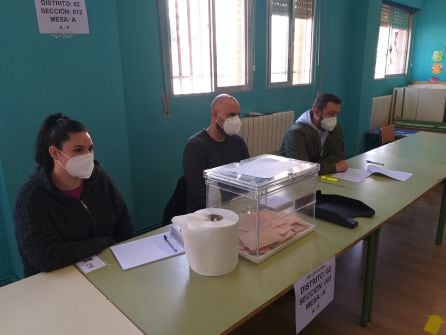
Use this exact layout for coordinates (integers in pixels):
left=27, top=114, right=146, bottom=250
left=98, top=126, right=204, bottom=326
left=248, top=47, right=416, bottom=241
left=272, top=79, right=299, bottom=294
left=163, top=234, right=177, bottom=253
left=366, top=160, right=384, bottom=166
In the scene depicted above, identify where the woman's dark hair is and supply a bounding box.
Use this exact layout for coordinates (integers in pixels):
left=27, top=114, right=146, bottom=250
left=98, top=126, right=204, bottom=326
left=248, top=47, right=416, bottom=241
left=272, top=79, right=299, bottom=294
left=312, top=93, right=342, bottom=110
left=35, top=113, right=88, bottom=168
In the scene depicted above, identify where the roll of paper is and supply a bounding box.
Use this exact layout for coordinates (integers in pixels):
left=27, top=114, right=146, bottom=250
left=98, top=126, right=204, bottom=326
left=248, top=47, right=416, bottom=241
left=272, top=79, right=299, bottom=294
left=172, top=208, right=239, bottom=276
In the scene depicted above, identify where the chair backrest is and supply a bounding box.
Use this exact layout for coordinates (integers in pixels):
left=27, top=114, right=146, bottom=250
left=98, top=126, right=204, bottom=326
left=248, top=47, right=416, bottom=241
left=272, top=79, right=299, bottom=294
left=162, top=176, right=188, bottom=226
left=380, top=124, right=395, bottom=144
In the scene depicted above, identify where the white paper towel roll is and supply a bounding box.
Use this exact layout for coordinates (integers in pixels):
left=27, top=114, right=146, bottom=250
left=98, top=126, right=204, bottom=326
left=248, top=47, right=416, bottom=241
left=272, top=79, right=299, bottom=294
left=172, top=208, right=239, bottom=276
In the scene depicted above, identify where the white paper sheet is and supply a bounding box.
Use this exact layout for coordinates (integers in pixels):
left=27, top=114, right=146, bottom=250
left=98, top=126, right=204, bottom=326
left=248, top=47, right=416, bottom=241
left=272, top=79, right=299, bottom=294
left=225, top=157, right=298, bottom=179
left=332, top=168, right=372, bottom=183
left=110, top=232, right=184, bottom=270
left=332, top=165, right=413, bottom=183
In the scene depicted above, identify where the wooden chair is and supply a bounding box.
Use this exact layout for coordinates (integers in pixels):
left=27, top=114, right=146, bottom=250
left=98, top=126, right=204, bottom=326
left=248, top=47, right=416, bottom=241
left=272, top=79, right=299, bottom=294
left=380, top=124, right=395, bottom=144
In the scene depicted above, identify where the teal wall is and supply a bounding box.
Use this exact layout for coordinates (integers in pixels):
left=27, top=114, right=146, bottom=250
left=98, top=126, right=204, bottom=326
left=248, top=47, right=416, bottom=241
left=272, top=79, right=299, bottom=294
left=0, top=0, right=134, bottom=279
left=0, top=0, right=426, bottom=280
left=0, top=166, right=13, bottom=279
left=410, top=0, right=446, bottom=82
left=389, top=0, right=423, bottom=9
left=317, top=0, right=350, bottom=97
left=340, top=0, right=383, bottom=155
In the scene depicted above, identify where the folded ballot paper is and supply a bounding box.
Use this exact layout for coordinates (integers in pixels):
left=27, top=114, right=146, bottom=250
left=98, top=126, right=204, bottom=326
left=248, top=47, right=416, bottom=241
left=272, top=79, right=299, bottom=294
left=332, top=164, right=413, bottom=183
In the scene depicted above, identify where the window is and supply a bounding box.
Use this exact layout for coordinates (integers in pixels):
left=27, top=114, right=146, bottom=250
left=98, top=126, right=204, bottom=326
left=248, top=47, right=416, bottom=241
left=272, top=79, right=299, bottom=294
left=374, top=4, right=412, bottom=79
left=268, top=0, right=314, bottom=86
left=165, top=0, right=252, bottom=96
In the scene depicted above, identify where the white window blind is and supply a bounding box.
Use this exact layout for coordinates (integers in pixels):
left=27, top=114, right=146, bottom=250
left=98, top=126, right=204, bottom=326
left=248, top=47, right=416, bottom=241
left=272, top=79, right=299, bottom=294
left=294, top=0, right=312, bottom=19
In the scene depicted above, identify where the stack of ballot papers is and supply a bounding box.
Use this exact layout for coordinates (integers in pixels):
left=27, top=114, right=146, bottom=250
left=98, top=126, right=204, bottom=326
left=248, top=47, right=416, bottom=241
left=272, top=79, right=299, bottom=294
left=332, top=164, right=413, bottom=183
left=238, top=209, right=314, bottom=254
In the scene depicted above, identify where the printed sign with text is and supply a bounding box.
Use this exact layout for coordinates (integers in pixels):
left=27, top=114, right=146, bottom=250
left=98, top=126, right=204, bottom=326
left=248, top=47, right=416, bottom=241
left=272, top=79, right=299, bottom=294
left=294, top=257, right=335, bottom=334
left=34, top=0, right=89, bottom=34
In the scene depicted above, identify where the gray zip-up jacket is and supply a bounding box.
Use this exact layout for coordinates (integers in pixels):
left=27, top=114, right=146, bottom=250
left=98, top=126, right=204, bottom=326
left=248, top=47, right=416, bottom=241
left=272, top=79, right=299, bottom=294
left=280, top=110, right=345, bottom=174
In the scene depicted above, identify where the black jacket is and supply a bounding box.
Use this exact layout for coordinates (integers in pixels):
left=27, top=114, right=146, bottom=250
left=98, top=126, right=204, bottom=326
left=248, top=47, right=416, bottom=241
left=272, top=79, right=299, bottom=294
left=14, top=163, right=134, bottom=277
left=183, top=129, right=249, bottom=213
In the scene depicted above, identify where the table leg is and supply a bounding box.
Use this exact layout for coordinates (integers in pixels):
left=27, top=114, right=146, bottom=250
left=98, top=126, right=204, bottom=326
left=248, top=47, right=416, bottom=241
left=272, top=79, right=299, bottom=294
left=435, top=181, right=446, bottom=245
left=360, top=229, right=380, bottom=326
left=368, top=229, right=380, bottom=322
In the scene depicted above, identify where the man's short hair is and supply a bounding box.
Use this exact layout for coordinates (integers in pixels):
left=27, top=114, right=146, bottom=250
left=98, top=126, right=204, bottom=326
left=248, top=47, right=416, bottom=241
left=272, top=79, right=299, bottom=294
left=312, top=93, right=341, bottom=110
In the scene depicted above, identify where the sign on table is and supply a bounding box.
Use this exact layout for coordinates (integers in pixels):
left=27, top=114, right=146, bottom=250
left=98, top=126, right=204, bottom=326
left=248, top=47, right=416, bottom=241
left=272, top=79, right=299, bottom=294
left=294, top=257, right=335, bottom=334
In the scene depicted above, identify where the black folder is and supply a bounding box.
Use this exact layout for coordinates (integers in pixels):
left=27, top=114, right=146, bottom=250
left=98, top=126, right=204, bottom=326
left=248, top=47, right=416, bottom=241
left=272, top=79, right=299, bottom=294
left=315, top=190, right=375, bottom=229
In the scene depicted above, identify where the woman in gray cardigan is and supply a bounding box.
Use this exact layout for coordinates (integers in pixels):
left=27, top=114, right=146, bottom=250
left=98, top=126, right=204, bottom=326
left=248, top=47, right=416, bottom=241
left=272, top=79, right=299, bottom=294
left=14, top=113, right=134, bottom=277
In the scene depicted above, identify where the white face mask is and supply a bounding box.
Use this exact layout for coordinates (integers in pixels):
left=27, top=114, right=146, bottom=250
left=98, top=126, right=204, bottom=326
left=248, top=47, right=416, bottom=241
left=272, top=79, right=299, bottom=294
left=221, top=115, right=241, bottom=135
left=321, top=116, right=337, bottom=132
left=59, top=151, right=94, bottom=179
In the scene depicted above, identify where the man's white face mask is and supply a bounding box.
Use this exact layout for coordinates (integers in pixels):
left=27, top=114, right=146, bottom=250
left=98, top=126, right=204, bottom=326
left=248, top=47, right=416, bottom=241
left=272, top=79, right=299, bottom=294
left=321, top=116, right=337, bottom=132
left=221, top=115, right=241, bottom=135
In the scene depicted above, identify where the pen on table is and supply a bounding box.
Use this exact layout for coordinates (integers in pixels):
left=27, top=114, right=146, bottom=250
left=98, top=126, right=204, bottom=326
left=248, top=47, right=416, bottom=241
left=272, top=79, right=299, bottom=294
left=365, top=160, right=384, bottom=166
left=163, top=234, right=177, bottom=253
left=319, top=175, right=339, bottom=182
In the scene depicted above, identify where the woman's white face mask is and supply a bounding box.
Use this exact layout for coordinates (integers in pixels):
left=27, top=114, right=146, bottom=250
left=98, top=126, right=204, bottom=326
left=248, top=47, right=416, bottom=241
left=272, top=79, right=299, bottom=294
left=58, top=151, right=94, bottom=179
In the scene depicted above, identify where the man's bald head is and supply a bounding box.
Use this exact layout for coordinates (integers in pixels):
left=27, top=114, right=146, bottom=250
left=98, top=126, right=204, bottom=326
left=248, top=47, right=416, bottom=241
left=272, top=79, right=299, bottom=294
left=211, top=94, right=240, bottom=116
left=208, top=94, right=241, bottom=141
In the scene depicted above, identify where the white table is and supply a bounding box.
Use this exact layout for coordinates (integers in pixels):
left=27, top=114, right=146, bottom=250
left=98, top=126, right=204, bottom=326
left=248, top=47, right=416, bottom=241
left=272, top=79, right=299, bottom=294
left=0, top=266, right=143, bottom=335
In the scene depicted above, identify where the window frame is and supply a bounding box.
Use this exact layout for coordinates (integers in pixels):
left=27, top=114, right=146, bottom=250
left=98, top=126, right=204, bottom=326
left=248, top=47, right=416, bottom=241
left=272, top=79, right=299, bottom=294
left=374, top=3, right=413, bottom=80
left=266, top=0, right=316, bottom=88
left=161, top=0, right=254, bottom=97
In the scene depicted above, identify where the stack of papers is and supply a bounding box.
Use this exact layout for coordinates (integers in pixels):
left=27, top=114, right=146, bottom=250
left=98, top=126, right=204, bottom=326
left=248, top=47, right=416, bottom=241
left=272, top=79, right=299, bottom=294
left=110, top=232, right=184, bottom=270
left=332, top=165, right=413, bottom=183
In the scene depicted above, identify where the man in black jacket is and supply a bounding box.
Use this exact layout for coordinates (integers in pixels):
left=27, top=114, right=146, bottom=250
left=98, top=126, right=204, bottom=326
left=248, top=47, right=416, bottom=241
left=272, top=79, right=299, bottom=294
left=183, top=94, right=249, bottom=213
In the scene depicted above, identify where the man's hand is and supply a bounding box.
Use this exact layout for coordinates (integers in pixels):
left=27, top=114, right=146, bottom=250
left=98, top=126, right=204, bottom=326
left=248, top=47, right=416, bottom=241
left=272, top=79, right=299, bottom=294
left=335, top=160, right=348, bottom=172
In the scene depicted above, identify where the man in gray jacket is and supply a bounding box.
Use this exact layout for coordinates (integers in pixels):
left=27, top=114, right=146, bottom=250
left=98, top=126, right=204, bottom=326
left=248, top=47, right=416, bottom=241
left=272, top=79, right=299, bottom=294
left=280, top=93, right=348, bottom=175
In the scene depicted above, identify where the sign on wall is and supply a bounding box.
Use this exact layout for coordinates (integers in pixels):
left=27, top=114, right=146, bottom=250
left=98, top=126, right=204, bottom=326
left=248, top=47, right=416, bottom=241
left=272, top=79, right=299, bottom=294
left=34, top=0, right=90, bottom=34
left=294, top=257, right=335, bottom=334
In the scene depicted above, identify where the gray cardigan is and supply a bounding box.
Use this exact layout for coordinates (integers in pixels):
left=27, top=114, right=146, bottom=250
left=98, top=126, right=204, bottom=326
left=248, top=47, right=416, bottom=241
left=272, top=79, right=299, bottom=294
left=14, top=163, right=134, bottom=277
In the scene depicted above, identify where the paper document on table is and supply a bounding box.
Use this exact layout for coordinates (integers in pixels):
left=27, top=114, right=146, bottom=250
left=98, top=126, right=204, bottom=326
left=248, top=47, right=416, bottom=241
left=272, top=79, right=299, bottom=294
left=224, top=157, right=298, bottom=179
left=367, top=165, right=413, bottom=181
left=110, top=232, right=184, bottom=270
left=332, top=165, right=413, bottom=183
left=331, top=168, right=371, bottom=183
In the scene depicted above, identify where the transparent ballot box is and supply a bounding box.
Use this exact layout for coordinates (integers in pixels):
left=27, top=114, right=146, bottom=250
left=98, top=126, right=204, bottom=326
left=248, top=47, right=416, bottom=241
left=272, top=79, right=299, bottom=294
left=204, top=154, right=319, bottom=263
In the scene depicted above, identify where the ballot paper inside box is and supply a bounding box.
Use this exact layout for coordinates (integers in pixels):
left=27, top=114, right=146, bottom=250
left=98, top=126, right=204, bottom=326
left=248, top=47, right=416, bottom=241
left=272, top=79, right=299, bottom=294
left=204, top=154, right=319, bottom=264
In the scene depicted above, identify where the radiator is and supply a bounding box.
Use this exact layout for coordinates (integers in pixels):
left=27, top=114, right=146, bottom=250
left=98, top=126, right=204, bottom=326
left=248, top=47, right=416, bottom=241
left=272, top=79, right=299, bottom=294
left=370, top=95, right=392, bottom=128
left=239, top=111, right=295, bottom=156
